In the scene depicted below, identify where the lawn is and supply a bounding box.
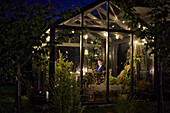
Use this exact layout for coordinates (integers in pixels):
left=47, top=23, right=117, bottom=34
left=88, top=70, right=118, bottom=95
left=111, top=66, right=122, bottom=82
left=1, top=86, right=170, bottom=113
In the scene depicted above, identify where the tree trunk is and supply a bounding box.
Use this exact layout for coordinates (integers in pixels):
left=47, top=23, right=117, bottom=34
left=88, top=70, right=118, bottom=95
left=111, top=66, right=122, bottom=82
left=157, top=59, right=164, bottom=113
left=14, top=59, right=21, bottom=113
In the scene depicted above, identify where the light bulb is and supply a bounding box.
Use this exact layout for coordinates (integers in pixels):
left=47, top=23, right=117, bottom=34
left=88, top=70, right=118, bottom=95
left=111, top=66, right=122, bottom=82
left=122, top=21, right=125, bottom=23
left=84, top=34, right=88, bottom=39
left=116, top=34, right=119, bottom=39
left=103, top=32, right=108, bottom=37
left=46, top=36, right=50, bottom=42
left=135, top=40, right=138, bottom=45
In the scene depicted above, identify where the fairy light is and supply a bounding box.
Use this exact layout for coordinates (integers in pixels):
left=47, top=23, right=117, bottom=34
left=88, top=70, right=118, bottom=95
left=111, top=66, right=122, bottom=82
left=116, top=34, right=119, bottom=39
left=135, top=40, right=138, bottom=45
left=143, top=26, right=147, bottom=30
left=138, top=24, right=141, bottom=28
left=122, top=20, right=125, bottom=23
left=46, top=36, right=50, bottom=42
left=103, top=32, right=108, bottom=37
left=84, top=34, right=88, bottom=39
left=94, top=54, right=98, bottom=57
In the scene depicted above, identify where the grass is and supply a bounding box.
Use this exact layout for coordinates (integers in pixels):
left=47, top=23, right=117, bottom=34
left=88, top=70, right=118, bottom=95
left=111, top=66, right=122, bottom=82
left=83, top=100, right=170, bottom=113
left=1, top=86, right=170, bottom=113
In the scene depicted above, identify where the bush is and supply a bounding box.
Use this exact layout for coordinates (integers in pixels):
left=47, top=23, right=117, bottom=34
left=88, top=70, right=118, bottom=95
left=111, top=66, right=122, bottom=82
left=43, top=54, right=84, bottom=113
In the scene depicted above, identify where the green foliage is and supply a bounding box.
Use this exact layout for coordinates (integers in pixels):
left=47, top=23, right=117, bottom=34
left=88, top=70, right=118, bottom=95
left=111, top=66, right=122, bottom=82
left=109, top=76, right=117, bottom=85
left=0, top=0, right=59, bottom=83
left=115, top=96, right=139, bottom=113
left=94, top=36, right=102, bottom=60
left=85, top=35, right=103, bottom=69
left=84, top=71, right=106, bottom=85
left=124, top=49, right=141, bottom=76
left=44, top=54, right=84, bottom=113
left=112, top=0, right=170, bottom=63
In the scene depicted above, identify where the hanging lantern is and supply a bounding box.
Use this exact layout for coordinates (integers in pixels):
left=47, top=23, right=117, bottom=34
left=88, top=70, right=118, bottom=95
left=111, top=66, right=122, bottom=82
left=84, top=49, right=88, bottom=55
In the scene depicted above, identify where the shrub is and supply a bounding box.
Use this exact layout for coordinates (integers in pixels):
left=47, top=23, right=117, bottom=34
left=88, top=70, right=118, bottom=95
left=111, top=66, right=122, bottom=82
left=43, top=54, right=84, bottom=113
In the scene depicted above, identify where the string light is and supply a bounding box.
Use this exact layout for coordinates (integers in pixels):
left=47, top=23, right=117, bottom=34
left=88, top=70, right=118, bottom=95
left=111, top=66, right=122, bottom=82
left=142, top=39, right=145, bottom=42
left=143, top=26, right=147, bottom=30
left=116, top=34, right=119, bottom=39
left=46, top=36, right=50, bottom=42
left=122, top=20, right=125, bottom=23
left=138, top=24, right=141, bottom=28
left=46, top=29, right=50, bottom=33
left=84, top=34, right=88, bottom=39
left=103, top=32, right=108, bottom=37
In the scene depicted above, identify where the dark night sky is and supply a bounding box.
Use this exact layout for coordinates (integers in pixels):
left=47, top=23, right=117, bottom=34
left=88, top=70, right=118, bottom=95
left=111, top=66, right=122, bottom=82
left=54, top=0, right=97, bottom=10
left=28, top=0, right=97, bottom=11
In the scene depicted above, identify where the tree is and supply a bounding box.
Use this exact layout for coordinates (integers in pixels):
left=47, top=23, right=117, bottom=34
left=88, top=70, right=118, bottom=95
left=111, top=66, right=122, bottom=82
left=111, top=0, right=170, bottom=113
left=0, top=0, right=58, bottom=112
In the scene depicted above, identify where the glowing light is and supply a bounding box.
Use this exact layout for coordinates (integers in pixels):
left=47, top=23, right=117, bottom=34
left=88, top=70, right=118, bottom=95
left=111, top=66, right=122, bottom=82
left=84, top=34, right=88, bottom=39
left=135, top=40, right=138, bottom=45
left=72, top=30, right=75, bottom=33
left=112, top=25, right=115, bottom=28
left=46, top=91, right=49, bottom=101
left=143, top=26, right=147, bottom=30
left=70, top=72, right=72, bottom=74
left=116, top=34, right=119, bottom=39
left=42, top=43, right=47, bottom=47
left=142, top=39, right=147, bottom=44
left=142, top=39, right=146, bottom=42
left=94, top=54, right=98, bottom=57
left=122, top=20, right=125, bottom=23
left=46, top=36, right=50, bottom=42
left=66, top=51, right=68, bottom=54
left=84, top=49, right=88, bottom=55
left=46, top=29, right=50, bottom=33
left=103, top=32, right=108, bottom=37
left=83, top=67, right=87, bottom=73
left=138, top=24, right=141, bottom=28
left=91, top=41, right=93, bottom=44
